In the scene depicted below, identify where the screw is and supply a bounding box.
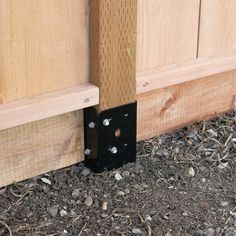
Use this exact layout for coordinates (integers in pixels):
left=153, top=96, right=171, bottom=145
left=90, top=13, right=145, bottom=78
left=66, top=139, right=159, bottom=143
left=88, top=122, right=95, bottom=128
left=110, top=147, right=118, bottom=154
left=84, top=148, right=91, bottom=155
left=103, top=119, right=110, bottom=126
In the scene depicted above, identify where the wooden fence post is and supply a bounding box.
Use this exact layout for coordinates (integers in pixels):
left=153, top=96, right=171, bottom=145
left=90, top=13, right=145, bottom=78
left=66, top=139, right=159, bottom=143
left=90, top=0, right=137, bottom=111
left=84, top=0, right=138, bottom=171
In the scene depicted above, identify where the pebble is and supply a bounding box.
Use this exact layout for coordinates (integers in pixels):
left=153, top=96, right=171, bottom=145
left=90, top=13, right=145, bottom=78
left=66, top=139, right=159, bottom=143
left=145, top=214, right=152, bottom=221
left=102, top=202, right=108, bottom=211
left=218, top=162, right=229, bottom=169
left=101, top=213, right=108, bottom=218
left=132, top=228, right=142, bottom=235
left=207, top=129, right=218, bottom=137
left=187, top=154, right=197, bottom=161
left=26, top=211, right=33, bottom=218
left=122, top=170, right=130, bottom=177
left=81, top=167, right=91, bottom=177
left=185, top=167, right=195, bottom=177
left=165, top=232, right=172, bottom=236
left=132, top=184, right=141, bottom=190
left=75, top=200, right=82, bottom=205
left=59, top=209, right=68, bottom=217
left=42, top=186, right=50, bottom=193
left=124, top=188, right=131, bottom=194
left=0, top=188, right=6, bottom=195
left=71, top=165, right=82, bottom=173
left=117, top=190, right=125, bottom=196
left=206, top=228, right=215, bottom=236
left=134, top=164, right=144, bottom=173
left=230, top=211, right=236, bottom=218
left=84, top=196, right=93, bottom=207
left=220, top=201, right=229, bottom=207
left=174, top=147, right=180, bottom=154
left=40, top=177, right=51, bottom=185
left=225, top=227, right=236, bottom=236
left=142, top=183, right=149, bottom=188
left=70, top=210, right=76, bottom=217
left=115, top=173, right=123, bottom=181
left=72, top=189, right=80, bottom=198
left=47, top=206, right=59, bottom=217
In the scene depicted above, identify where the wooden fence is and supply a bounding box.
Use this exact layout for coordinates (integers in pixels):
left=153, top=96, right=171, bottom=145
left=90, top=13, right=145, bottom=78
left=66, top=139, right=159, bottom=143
left=0, top=0, right=235, bottom=187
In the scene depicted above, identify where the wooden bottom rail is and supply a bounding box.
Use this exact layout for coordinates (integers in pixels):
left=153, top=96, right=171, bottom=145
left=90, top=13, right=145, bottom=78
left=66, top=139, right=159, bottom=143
left=0, top=83, right=99, bottom=131
left=137, top=71, right=236, bottom=141
left=136, top=52, right=236, bottom=94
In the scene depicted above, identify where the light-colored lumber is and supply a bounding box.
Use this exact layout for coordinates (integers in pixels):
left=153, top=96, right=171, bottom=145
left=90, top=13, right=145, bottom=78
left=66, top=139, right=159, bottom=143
left=198, top=0, right=236, bottom=57
left=137, top=0, right=200, bottom=72
left=90, top=0, right=137, bottom=111
left=136, top=52, right=236, bottom=94
left=0, top=83, right=99, bottom=131
left=0, top=111, right=84, bottom=187
left=137, top=71, right=236, bottom=141
left=0, top=0, right=89, bottom=103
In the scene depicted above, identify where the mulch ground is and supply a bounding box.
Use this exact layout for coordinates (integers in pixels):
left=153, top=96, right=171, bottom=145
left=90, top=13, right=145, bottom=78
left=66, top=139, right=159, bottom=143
left=0, top=112, right=235, bottom=236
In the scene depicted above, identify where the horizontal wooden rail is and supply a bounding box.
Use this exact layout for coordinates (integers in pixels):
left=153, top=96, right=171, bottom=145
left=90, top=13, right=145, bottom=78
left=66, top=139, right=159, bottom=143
left=136, top=52, right=236, bottom=94
left=0, top=83, right=99, bottom=131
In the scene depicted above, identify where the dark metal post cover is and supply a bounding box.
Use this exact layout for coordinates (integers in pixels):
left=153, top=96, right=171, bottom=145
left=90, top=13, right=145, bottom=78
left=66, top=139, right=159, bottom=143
left=84, top=102, right=137, bottom=172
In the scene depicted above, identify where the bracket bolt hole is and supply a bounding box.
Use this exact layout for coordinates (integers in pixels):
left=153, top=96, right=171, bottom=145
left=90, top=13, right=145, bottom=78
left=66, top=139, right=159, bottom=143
left=103, top=119, right=110, bottom=126
left=110, top=147, right=118, bottom=154
left=115, top=128, right=121, bottom=137
left=84, top=148, right=92, bottom=156
left=88, top=122, right=96, bottom=129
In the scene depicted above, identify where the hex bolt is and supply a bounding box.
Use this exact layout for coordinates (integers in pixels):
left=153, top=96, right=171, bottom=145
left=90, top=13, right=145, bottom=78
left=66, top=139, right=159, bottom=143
left=88, top=122, right=96, bottom=129
left=110, top=147, right=118, bottom=154
left=103, top=119, right=110, bottom=127
left=84, top=148, right=92, bottom=156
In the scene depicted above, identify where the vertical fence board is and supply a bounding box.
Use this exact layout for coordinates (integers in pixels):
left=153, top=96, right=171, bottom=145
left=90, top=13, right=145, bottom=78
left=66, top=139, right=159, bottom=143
left=198, top=0, right=236, bottom=57
left=137, top=0, right=200, bottom=72
left=0, top=0, right=89, bottom=103
left=0, top=111, right=84, bottom=187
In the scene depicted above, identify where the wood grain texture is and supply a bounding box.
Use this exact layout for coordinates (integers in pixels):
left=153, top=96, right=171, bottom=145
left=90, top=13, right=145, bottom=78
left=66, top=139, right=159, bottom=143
left=0, top=0, right=89, bottom=103
left=137, top=52, right=236, bottom=94
left=199, top=0, right=236, bottom=57
left=90, top=0, right=137, bottom=111
left=0, top=111, right=84, bottom=187
left=137, top=71, right=236, bottom=141
left=0, top=83, right=99, bottom=131
left=137, top=0, right=200, bottom=72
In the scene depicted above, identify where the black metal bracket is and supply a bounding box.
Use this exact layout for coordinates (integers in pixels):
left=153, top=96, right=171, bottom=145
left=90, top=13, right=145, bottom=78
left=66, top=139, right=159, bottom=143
left=84, top=102, right=137, bottom=172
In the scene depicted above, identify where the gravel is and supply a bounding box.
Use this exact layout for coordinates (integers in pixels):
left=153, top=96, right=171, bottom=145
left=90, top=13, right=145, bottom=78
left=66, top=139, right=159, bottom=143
left=0, top=112, right=235, bottom=236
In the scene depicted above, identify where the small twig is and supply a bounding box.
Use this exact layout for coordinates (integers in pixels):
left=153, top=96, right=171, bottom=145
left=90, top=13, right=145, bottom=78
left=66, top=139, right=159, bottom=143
left=224, top=133, right=233, bottom=146
left=0, top=221, right=13, bottom=236
left=16, top=191, right=32, bottom=205
left=147, top=224, right=152, bottom=236
left=78, top=222, right=86, bottom=236
left=137, top=213, right=145, bottom=223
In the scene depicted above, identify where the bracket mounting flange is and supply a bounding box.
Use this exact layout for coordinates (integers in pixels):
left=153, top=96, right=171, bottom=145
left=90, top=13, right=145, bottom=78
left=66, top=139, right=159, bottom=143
left=84, top=102, right=137, bottom=172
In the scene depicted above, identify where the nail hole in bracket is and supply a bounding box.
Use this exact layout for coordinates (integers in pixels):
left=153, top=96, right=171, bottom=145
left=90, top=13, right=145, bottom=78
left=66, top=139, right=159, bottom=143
left=114, top=128, right=121, bottom=137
